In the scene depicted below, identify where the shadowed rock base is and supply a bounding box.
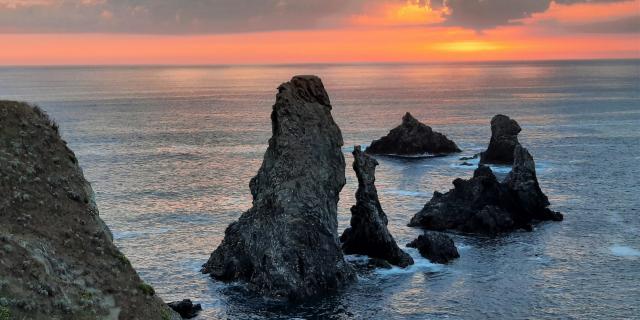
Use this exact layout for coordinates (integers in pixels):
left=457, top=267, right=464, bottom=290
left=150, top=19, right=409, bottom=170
left=407, top=232, right=459, bottom=264
left=410, top=145, right=562, bottom=235
left=366, top=112, right=461, bottom=156
left=201, top=76, right=355, bottom=301
left=340, top=146, right=414, bottom=268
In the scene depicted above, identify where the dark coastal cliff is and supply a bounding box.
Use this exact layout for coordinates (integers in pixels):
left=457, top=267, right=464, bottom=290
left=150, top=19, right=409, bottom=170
left=201, top=76, right=356, bottom=300
left=0, top=101, right=179, bottom=319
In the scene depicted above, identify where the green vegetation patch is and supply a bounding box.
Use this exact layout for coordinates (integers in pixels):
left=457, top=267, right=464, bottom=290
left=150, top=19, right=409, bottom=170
left=0, top=306, right=11, bottom=320
left=115, top=252, right=130, bottom=266
left=161, top=308, right=171, bottom=320
left=138, top=283, right=155, bottom=296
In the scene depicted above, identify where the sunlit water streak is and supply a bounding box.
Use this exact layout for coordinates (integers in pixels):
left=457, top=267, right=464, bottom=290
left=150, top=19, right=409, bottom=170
left=1, top=60, right=639, bottom=319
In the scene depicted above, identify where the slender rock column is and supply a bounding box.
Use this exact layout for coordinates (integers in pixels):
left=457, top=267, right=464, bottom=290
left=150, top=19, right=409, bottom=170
left=341, top=146, right=414, bottom=267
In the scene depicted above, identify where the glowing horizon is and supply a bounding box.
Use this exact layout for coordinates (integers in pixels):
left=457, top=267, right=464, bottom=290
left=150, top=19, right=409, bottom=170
left=0, top=0, right=638, bottom=65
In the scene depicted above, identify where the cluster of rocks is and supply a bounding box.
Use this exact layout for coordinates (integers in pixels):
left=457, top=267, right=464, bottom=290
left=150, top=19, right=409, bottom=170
left=199, top=75, right=563, bottom=301
left=4, top=75, right=563, bottom=311
left=409, top=145, right=563, bottom=234
left=200, top=76, right=465, bottom=303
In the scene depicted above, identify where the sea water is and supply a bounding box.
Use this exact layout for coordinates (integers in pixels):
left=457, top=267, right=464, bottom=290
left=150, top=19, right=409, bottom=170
left=1, top=60, right=638, bottom=319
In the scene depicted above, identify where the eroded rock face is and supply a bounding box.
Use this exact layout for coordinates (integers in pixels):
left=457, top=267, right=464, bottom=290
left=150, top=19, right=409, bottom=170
left=480, top=114, right=521, bottom=164
left=407, top=232, right=459, bottom=264
left=201, top=76, right=355, bottom=300
left=0, top=101, right=179, bottom=320
left=505, top=145, right=563, bottom=222
left=340, top=146, right=414, bottom=268
left=409, top=146, right=562, bottom=235
left=365, top=112, right=461, bottom=156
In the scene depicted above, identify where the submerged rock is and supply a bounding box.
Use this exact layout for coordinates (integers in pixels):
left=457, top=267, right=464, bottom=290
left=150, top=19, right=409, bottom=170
left=201, top=76, right=355, bottom=300
left=409, top=145, right=562, bottom=234
left=340, top=146, right=414, bottom=268
left=0, top=101, right=179, bottom=320
left=407, top=231, right=459, bottom=264
left=365, top=112, right=461, bottom=156
left=480, top=114, right=521, bottom=164
left=167, top=299, right=202, bottom=319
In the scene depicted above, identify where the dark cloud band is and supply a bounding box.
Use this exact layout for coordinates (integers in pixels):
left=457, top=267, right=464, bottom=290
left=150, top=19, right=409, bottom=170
left=0, top=0, right=634, bottom=34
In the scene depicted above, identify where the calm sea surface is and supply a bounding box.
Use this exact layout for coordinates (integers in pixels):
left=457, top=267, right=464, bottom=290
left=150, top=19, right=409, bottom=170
left=1, top=61, right=639, bottom=319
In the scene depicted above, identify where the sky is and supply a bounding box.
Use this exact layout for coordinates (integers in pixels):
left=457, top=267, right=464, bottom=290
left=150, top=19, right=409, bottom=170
left=0, top=0, right=638, bottom=65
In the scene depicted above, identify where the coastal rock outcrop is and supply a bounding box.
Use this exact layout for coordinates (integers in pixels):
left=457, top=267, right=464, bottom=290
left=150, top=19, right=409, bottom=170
left=201, top=76, right=356, bottom=300
left=407, top=232, right=459, bottom=264
left=365, top=112, right=461, bottom=156
left=479, top=114, right=521, bottom=164
left=167, top=299, right=202, bottom=319
left=505, top=145, right=564, bottom=222
left=0, top=101, right=179, bottom=320
left=340, top=146, right=414, bottom=268
left=409, top=145, right=562, bottom=234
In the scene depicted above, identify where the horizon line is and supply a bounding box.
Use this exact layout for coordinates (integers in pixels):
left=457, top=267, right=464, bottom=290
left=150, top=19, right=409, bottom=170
left=1, top=57, right=638, bottom=68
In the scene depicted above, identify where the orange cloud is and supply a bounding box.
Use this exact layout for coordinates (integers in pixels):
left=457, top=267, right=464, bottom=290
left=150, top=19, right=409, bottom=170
left=0, top=25, right=636, bottom=66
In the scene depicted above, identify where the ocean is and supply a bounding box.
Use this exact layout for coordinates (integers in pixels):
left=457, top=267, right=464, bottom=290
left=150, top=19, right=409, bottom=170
left=1, top=60, right=639, bottom=319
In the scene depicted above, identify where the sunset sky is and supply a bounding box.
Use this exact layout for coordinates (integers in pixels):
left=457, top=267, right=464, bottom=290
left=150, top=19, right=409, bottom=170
left=0, top=0, right=638, bottom=65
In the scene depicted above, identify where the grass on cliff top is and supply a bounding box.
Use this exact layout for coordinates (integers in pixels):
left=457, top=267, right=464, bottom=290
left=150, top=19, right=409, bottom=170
left=0, top=100, right=59, bottom=134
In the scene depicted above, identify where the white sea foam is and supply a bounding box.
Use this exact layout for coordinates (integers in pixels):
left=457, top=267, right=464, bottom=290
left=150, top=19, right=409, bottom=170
left=450, top=157, right=550, bottom=174
left=345, top=254, right=371, bottom=264
left=610, top=245, right=640, bottom=257
left=374, top=248, right=443, bottom=276
left=343, top=145, right=369, bottom=153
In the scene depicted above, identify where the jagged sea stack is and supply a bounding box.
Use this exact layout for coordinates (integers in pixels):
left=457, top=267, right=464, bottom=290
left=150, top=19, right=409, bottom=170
left=409, top=145, right=562, bottom=235
left=201, top=76, right=355, bottom=300
left=366, top=112, right=461, bottom=156
left=505, top=145, right=564, bottom=222
left=479, top=114, right=521, bottom=164
left=0, top=101, right=179, bottom=320
left=340, top=146, right=414, bottom=267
